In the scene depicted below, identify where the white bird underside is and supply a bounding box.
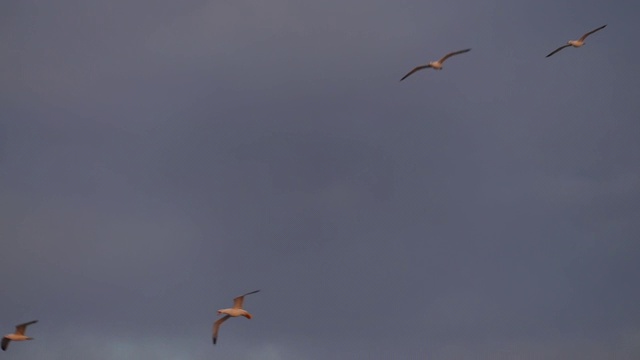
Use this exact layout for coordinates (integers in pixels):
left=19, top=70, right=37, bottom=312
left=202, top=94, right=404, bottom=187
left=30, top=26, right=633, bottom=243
left=213, top=290, right=260, bottom=345
left=400, top=48, right=471, bottom=81
left=546, top=24, right=606, bottom=58
left=2, top=320, right=38, bottom=351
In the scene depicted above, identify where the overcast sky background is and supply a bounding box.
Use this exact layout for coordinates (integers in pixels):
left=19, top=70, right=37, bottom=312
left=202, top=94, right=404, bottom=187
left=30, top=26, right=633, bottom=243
left=1, top=0, right=640, bottom=359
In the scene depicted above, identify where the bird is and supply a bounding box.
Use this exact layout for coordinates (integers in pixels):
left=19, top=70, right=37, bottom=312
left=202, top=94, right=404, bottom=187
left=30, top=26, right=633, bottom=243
left=546, top=24, right=607, bottom=58
left=2, top=320, right=38, bottom=351
left=400, top=48, right=471, bottom=81
left=213, top=290, right=260, bottom=345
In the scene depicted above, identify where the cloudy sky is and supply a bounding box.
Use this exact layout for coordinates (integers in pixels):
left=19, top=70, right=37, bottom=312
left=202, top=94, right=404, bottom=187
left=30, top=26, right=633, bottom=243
left=1, top=0, right=639, bottom=359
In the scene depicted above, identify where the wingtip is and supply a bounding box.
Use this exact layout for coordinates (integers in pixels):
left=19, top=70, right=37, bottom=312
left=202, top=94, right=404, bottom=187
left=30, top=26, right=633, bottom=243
left=213, top=338, right=217, bottom=345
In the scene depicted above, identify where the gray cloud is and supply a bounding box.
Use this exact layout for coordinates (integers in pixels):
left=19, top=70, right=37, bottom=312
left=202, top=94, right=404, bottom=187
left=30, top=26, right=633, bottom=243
left=1, top=0, right=639, bottom=358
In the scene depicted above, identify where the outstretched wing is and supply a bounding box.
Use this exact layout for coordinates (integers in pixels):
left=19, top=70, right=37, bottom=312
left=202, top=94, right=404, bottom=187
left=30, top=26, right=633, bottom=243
left=15, top=320, right=38, bottom=335
left=400, top=65, right=431, bottom=81
left=1, top=337, right=10, bottom=351
left=438, top=48, right=471, bottom=63
left=232, top=290, right=260, bottom=309
left=212, top=315, right=231, bottom=345
left=546, top=44, right=571, bottom=58
left=579, top=24, right=606, bottom=41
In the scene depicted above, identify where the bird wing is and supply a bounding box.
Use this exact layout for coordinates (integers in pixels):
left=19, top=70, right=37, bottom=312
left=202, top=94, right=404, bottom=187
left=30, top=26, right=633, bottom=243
left=232, top=290, right=260, bottom=309
left=212, top=315, right=231, bottom=345
left=15, top=320, right=38, bottom=335
left=438, top=48, right=471, bottom=63
left=579, top=24, right=607, bottom=41
left=1, top=337, right=10, bottom=351
left=546, top=44, right=571, bottom=58
left=400, top=65, right=431, bottom=81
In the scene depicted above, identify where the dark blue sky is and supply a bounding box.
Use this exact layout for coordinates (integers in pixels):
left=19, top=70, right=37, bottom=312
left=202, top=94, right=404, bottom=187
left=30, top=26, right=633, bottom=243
left=2, top=0, right=639, bottom=358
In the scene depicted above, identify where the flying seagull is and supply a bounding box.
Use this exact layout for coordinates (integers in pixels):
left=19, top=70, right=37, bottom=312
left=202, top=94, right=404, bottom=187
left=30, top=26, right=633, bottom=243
left=546, top=25, right=607, bottom=58
left=2, top=320, right=38, bottom=351
left=213, top=290, right=260, bottom=345
left=400, top=48, right=471, bottom=81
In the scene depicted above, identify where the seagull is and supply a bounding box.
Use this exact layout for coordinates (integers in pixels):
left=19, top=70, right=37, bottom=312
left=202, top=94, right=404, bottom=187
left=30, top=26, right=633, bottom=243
left=400, top=48, right=471, bottom=81
left=213, top=290, right=260, bottom=345
left=546, top=25, right=607, bottom=58
left=2, top=320, right=38, bottom=351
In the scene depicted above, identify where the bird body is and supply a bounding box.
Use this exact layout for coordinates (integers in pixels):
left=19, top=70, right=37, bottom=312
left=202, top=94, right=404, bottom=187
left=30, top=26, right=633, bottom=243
left=568, top=39, right=585, bottom=47
left=2, top=320, right=38, bottom=351
left=3, top=334, right=33, bottom=341
left=427, top=61, right=444, bottom=70
left=217, top=308, right=253, bottom=318
left=213, top=290, right=260, bottom=345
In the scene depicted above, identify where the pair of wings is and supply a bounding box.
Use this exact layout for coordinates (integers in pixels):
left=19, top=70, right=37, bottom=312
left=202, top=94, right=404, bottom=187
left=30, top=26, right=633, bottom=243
left=212, top=290, right=260, bottom=345
left=1, top=320, right=38, bottom=351
left=546, top=24, right=607, bottom=58
left=400, top=48, right=471, bottom=81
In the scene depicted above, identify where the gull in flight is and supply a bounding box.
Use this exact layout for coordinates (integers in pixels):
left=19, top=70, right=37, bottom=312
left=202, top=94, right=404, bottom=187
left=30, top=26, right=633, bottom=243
left=400, top=48, right=471, bottom=81
left=213, top=290, right=260, bottom=345
left=2, top=320, right=38, bottom=351
left=546, top=25, right=607, bottom=58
